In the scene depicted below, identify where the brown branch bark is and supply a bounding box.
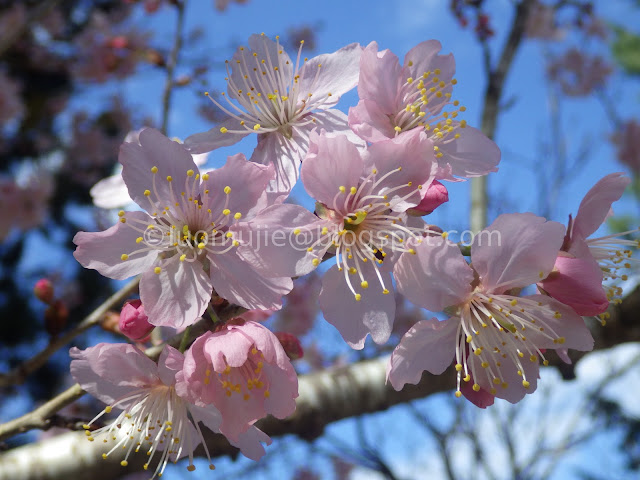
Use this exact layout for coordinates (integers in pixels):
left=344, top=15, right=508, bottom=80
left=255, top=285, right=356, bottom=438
left=1, top=284, right=639, bottom=480
left=470, top=0, right=535, bottom=232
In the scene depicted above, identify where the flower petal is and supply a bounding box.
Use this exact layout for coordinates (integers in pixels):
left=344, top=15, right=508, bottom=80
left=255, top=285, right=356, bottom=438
left=301, top=130, right=364, bottom=207
left=70, top=343, right=159, bottom=406
left=203, top=152, right=274, bottom=219
left=140, top=257, right=212, bottom=329
left=90, top=173, right=132, bottom=209
left=357, top=41, right=403, bottom=113
left=394, top=236, right=473, bottom=311
left=364, top=129, right=437, bottom=211
left=471, top=213, right=565, bottom=293
left=572, top=172, right=630, bottom=239
left=435, top=125, right=500, bottom=180
left=73, top=211, right=158, bottom=280
left=387, top=317, right=457, bottom=390
left=184, top=117, right=249, bottom=154
left=234, top=204, right=327, bottom=277
left=157, top=345, right=184, bottom=387
left=209, top=251, right=292, bottom=310
left=297, top=42, right=362, bottom=107
left=318, top=264, right=395, bottom=349
left=120, top=128, right=198, bottom=213
left=349, top=99, right=397, bottom=142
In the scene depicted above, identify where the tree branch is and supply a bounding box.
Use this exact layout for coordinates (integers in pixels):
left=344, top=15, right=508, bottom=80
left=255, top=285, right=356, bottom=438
left=0, top=278, right=140, bottom=388
left=470, top=0, right=535, bottom=232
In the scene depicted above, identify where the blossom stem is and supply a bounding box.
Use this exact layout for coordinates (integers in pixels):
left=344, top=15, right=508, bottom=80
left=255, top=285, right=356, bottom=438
left=178, top=326, right=192, bottom=353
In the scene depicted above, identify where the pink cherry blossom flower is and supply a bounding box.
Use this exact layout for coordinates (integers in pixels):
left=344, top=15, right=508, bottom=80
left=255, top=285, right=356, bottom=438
left=547, top=48, right=613, bottom=97
left=541, top=172, right=636, bottom=319
left=389, top=213, right=594, bottom=404
left=90, top=130, right=209, bottom=210
left=185, top=33, right=362, bottom=199
left=236, top=128, right=437, bottom=348
left=525, top=1, right=565, bottom=41
left=406, top=180, right=448, bottom=216
left=70, top=343, right=271, bottom=478
left=73, top=128, right=292, bottom=329
left=177, top=321, right=298, bottom=445
left=348, top=40, right=500, bottom=182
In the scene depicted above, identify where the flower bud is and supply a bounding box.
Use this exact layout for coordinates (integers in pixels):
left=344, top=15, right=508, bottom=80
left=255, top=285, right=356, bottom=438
left=119, top=300, right=153, bottom=342
left=274, top=331, right=304, bottom=360
left=407, top=180, right=449, bottom=216
left=44, top=300, right=68, bottom=336
left=34, top=278, right=54, bottom=304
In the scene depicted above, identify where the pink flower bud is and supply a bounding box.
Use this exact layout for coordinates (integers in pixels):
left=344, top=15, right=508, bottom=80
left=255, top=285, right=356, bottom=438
left=274, top=331, right=304, bottom=360
left=407, top=180, right=449, bottom=216
left=107, top=36, right=129, bottom=49
left=44, top=300, right=68, bottom=336
left=119, top=300, right=153, bottom=342
left=538, top=255, right=609, bottom=316
left=33, top=278, right=54, bottom=304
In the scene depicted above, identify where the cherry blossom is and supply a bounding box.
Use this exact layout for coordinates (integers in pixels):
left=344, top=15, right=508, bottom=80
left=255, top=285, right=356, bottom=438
left=389, top=213, right=594, bottom=404
left=348, top=40, right=500, bottom=182
left=177, top=321, right=298, bottom=445
left=73, top=128, right=292, bottom=329
left=236, top=128, right=437, bottom=348
left=70, top=343, right=271, bottom=478
left=185, top=33, right=362, bottom=199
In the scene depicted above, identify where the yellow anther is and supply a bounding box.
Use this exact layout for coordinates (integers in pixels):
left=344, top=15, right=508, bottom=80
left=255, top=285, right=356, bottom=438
left=454, top=391, right=462, bottom=398
left=198, top=242, right=205, bottom=250
left=361, top=281, right=369, bottom=289
left=472, top=383, right=481, bottom=392
left=474, top=348, right=482, bottom=355
left=223, top=209, right=231, bottom=215
left=350, top=186, right=357, bottom=195
left=224, top=186, right=231, bottom=194
left=253, top=124, right=261, bottom=131
left=510, top=299, right=518, bottom=306
left=312, top=258, right=320, bottom=267
left=455, top=363, right=463, bottom=372
left=522, top=380, right=530, bottom=389
left=234, top=212, right=242, bottom=220
left=187, top=169, right=194, bottom=177
left=354, top=294, right=362, bottom=301
left=154, top=267, right=161, bottom=274
left=143, top=189, right=151, bottom=197
left=105, top=406, right=112, bottom=413
left=121, top=461, right=129, bottom=467
left=120, top=254, right=129, bottom=261
left=151, top=166, right=158, bottom=173
left=383, top=289, right=390, bottom=294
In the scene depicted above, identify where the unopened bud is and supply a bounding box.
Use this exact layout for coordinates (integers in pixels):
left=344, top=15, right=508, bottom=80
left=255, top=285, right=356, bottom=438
left=407, top=180, right=449, bottom=216
left=107, top=36, right=129, bottom=49
left=274, top=332, right=304, bottom=360
left=119, top=299, right=153, bottom=342
left=44, top=300, right=68, bottom=336
left=34, top=278, right=54, bottom=304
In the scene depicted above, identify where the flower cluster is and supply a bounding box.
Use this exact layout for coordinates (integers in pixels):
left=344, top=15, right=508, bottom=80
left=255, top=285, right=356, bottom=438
left=70, top=33, right=637, bottom=475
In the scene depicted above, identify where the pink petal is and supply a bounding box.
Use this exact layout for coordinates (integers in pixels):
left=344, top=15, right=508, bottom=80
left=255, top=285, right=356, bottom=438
left=90, top=173, right=132, bottom=209
left=234, top=426, right=272, bottom=461
left=348, top=99, right=397, bottom=143
left=357, top=41, right=403, bottom=113
left=404, top=40, right=456, bottom=115
left=70, top=343, right=159, bottom=406
left=73, top=211, right=158, bottom=280
left=157, top=345, right=184, bottom=387
left=209, top=251, right=292, bottom=310
left=471, top=213, right=565, bottom=293
left=184, top=117, right=249, bottom=154
left=202, top=153, right=274, bottom=219
left=318, top=264, right=395, bottom=349
left=140, top=257, right=212, bottom=329
left=572, top=172, right=630, bottom=239
left=387, top=317, right=457, bottom=390
left=460, top=380, right=495, bottom=408
left=538, top=255, right=608, bottom=316
left=297, top=42, right=362, bottom=107
left=301, top=130, right=364, bottom=207
left=234, top=204, right=327, bottom=277
left=364, top=129, right=437, bottom=211
left=435, top=125, right=501, bottom=180
left=521, top=295, right=595, bottom=352
left=120, top=128, right=198, bottom=213
left=394, top=236, right=473, bottom=312
left=249, top=132, right=300, bottom=201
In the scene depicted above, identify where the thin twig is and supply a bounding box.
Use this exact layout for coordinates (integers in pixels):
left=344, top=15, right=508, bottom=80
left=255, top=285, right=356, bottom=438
left=160, top=0, right=187, bottom=135
left=0, top=277, right=140, bottom=388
